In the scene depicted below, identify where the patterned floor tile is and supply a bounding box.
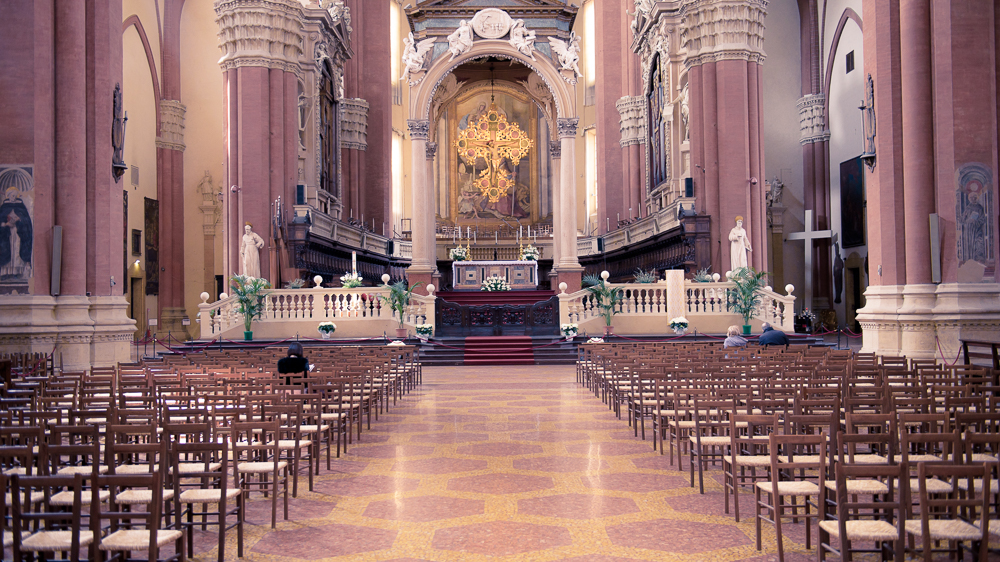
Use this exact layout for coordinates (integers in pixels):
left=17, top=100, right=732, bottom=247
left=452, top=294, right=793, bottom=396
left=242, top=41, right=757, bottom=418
left=513, top=455, right=610, bottom=473
left=518, top=493, right=639, bottom=519
left=432, top=520, right=573, bottom=556
left=407, top=431, right=490, bottom=444
left=606, top=518, right=752, bottom=552
left=392, top=457, right=488, bottom=474
left=313, top=474, right=420, bottom=497
left=251, top=523, right=396, bottom=559
left=455, top=442, right=544, bottom=456
left=243, top=498, right=335, bottom=525
left=582, top=472, right=689, bottom=492
left=346, top=444, right=436, bottom=458
left=364, top=495, right=484, bottom=522
left=448, top=473, right=554, bottom=494
left=566, top=441, right=663, bottom=456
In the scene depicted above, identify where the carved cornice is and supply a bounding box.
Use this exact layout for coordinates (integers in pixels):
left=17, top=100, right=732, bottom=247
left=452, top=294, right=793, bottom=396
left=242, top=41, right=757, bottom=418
left=155, top=100, right=186, bottom=152
left=339, top=98, right=369, bottom=151
left=407, top=119, right=430, bottom=141
left=797, top=94, right=829, bottom=145
left=680, top=0, right=768, bottom=69
left=556, top=117, right=579, bottom=139
left=616, top=95, right=647, bottom=148
left=215, top=0, right=305, bottom=73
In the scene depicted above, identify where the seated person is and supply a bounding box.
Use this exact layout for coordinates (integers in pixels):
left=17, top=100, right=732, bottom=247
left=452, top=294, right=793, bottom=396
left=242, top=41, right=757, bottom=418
left=277, top=342, right=310, bottom=386
left=757, top=322, right=791, bottom=347
left=723, top=325, right=748, bottom=348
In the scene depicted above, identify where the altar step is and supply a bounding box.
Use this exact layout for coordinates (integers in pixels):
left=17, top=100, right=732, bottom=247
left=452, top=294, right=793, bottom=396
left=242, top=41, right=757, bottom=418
left=463, top=336, right=535, bottom=366
left=415, top=335, right=577, bottom=366
left=436, top=290, right=555, bottom=307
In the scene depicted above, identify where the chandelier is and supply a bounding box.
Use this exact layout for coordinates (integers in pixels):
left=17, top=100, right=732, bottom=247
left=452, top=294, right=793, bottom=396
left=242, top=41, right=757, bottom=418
left=454, top=101, right=534, bottom=203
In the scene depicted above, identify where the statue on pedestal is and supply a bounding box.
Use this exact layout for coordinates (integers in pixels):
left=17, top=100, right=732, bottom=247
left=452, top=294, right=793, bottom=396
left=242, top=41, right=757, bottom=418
left=240, top=223, right=264, bottom=279
left=729, top=216, right=751, bottom=271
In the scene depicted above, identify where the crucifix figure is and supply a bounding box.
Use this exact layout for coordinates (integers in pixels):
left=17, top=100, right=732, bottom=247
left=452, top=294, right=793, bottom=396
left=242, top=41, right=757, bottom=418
left=454, top=102, right=534, bottom=203
left=787, top=209, right=832, bottom=310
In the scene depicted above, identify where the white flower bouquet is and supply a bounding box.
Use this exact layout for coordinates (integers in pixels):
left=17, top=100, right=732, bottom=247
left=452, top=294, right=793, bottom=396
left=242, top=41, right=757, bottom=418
left=318, top=321, right=337, bottom=335
left=587, top=337, right=605, bottom=344
left=415, top=324, right=433, bottom=337
left=520, top=244, right=540, bottom=261
left=669, top=316, right=689, bottom=330
left=481, top=275, right=511, bottom=292
left=340, top=272, right=363, bottom=288
left=449, top=246, right=469, bottom=261
left=560, top=323, right=578, bottom=337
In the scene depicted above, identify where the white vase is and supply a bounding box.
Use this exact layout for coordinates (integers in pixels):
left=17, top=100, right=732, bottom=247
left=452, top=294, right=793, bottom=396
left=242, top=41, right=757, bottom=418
left=564, top=331, right=577, bottom=340
left=673, top=327, right=687, bottom=335
left=321, top=332, right=331, bottom=339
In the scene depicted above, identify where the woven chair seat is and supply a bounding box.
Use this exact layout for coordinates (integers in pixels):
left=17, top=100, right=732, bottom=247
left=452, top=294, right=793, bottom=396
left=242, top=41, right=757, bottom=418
left=671, top=420, right=697, bottom=429
left=3, top=467, right=27, bottom=475
left=320, top=412, right=347, bottom=420
left=115, top=489, right=175, bottom=505
left=837, top=454, right=887, bottom=465
left=824, top=479, right=889, bottom=494
left=297, top=425, right=329, bottom=433
left=819, top=520, right=899, bottom=541
left=724, top=455, right=772, bottom=467
left=906, top=454, right=944, bottom=462
left=5, top=491, right=44, bottom=506
left=910, top=478, right=952, bottom=494
left=237, top=461, right=288, bottom=473
left=50, top=489, right=110, bottom=506
left=3, top=530, right=15, bottom=545
left=21, top=530, right=97, bottom=551
left=114, top=464, right=158, bottom=475
left=904, top=519, right=982, bottom=540
left=100, top=529, right=183, bottom=551
left=756, top=481, right=820, bottom=495
left=974, top=519, right=1000, bottom=536
left=179, top=488, right=242, bottom=503
left=652, top=409, right=678, bottom=417
left=57, top=465, right=109, bottom=475
left=690, top=436, right=731, bottom=446
left=970, top=453, right=998, bottom=463
left=957, top=478, right=988, bottom=492
left=277, top=439, right=313, bottom=449
left=172, top=462, right=222, bottom=474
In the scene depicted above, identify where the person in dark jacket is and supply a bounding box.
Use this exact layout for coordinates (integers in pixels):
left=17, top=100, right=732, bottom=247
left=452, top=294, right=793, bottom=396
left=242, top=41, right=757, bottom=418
left=277, top=342, right=310, bottom=386
left=757, top=322, right=791, bottom=347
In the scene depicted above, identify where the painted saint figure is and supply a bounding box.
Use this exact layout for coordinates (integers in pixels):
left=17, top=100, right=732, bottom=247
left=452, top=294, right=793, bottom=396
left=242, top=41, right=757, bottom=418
left=729, top=215, right=751, bottom=272
left=240, top=223, right=264, bottom=279
left=0, top=186, right=32, bottom=281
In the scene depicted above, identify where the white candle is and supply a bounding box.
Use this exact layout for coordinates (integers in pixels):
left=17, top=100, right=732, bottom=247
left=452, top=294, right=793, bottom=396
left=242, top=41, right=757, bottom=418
left=607, top=217, right=610, bottom=231
left=495, top=231, right=498, bottom=243
left=351, top=251, right=356, bottom=275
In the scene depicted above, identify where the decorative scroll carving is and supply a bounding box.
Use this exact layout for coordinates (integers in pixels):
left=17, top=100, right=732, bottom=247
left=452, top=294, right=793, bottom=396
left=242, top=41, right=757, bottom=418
left=155, top=100, right=186, bottom=152
left=407, top=119, right=430, bottom=141
left=339, top=98, right=369, bottom=151
left=616, top=96, right=647, bottom=148
left=556, top=118, right=579, bottom=139
left=797, top=93, right=829, bottom=145
left=680, top=0, right=768, bottom=68
left=215, top=0, right=305, bottom=73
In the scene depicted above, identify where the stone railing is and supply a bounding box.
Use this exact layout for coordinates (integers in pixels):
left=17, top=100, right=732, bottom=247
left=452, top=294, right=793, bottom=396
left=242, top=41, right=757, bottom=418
left=197, top=285, right=435, bottom=340
left=558, top=273, right=795, bottom=335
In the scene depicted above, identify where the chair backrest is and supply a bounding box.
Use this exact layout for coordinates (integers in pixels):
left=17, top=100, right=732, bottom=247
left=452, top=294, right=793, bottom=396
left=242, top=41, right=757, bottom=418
left=843, top=412, right=898, bottom=462
left=829, top=452, right=907, bottom=538
left=46, top=425, right=102, bottom=477
left=96, top=472, right=167, bottom=551
left=0, top=425, right=43, bottom=476
left=769, top=433, right=828, bottom=486
left=10, top=473, right=88, bottom=562
left=106, top=423, right=166, bottom=477
left=914, top=463, right=990, bottom=543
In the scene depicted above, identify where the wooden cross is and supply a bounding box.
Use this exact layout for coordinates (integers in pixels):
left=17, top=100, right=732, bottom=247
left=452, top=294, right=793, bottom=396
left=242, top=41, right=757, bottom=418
left=786, top=209, right=832, bottom=310
left=455, top=103, right=534, bottom=203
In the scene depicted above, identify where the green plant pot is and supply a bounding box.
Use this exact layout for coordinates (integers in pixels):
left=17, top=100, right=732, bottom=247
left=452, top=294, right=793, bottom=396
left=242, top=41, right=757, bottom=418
left=742, top=325, right=751, bottom=336
left=244, top=330, right=253, bottom=341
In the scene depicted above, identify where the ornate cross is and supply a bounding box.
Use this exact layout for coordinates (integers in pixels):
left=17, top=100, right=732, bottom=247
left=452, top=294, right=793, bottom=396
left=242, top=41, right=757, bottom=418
left=787, top=209, right=832, bottom=310
left=454, top=102, right=533, bottom=203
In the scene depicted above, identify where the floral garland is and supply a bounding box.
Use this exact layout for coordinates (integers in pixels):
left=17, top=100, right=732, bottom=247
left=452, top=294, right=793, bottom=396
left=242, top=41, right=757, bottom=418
left=481, top=275, right=511, bottom=292
left=449, top=246, right=469, bottom=261
left=520, top=244, right=540, bottom=261
left=340, top=272, right=363, bottom=288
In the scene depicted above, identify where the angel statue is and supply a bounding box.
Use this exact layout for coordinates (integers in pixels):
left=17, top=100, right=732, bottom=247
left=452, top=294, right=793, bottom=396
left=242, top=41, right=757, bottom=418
left=548, top=32, right=583, bottom=81
left=447, top=20, right=474, bottom=61
left=509, top=20, right=536, bottom=60
left=400, top=32, right=435, bottom=83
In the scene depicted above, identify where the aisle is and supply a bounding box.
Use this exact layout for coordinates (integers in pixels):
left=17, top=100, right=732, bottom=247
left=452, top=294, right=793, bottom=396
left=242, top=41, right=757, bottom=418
left=229, top=365, right=810, bottom=562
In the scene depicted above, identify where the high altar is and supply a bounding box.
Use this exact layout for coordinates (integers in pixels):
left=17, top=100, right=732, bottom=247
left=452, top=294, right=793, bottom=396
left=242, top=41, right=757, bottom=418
left=452, top=260, right=539, bottom=290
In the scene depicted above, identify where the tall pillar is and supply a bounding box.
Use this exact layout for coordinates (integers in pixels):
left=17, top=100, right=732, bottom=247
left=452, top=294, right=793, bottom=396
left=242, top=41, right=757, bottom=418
left=407, top=119, right=434, bottom=292
left=556, top=118, right=582, bottom=289
left=425, top=141, right=439, bottom=287
left=549, top=140, right=562, bottom=285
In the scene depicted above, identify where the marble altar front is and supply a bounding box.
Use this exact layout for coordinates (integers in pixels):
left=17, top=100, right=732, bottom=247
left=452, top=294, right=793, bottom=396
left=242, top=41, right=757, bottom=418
left=453, top=260, right=538, bottom=290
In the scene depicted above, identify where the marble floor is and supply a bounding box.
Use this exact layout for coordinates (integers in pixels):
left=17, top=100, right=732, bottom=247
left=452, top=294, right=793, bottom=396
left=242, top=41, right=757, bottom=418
left=200, top=364, right=834, bottom=562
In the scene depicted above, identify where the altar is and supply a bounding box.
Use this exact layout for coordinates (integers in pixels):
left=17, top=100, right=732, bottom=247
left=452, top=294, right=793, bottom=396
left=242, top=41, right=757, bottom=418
left=452, top=260, right=538, bottom=290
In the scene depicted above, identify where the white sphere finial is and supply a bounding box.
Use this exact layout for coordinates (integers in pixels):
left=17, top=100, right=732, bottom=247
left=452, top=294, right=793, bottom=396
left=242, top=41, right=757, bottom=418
left=426, top=284, right=436, bottom=295
left=712, top=273, right=721, bottom=282
left=600, top=270, right=610, bottom=281
left=313, top=275, right=323, bottom=288
left=219, top=292, right=228, bottom=300
left=785, top=284, right=795, bottom=295
left=764, top=285, right=772, bottom=292
left=725, top=270, right=733, bottom=280
left=200, top=292, right=210, bottom=303
left=381, top=273, right=391, bottom=285
left=558, top=282, right=568, bottom=294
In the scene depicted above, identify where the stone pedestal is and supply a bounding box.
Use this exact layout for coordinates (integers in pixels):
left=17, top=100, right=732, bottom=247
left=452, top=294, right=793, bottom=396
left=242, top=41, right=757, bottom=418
left=159, top=306, right=191, bottom=341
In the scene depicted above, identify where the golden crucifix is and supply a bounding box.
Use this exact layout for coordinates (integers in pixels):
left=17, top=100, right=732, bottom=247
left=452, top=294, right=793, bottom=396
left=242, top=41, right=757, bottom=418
left=454, top=102, right=534, bottom=203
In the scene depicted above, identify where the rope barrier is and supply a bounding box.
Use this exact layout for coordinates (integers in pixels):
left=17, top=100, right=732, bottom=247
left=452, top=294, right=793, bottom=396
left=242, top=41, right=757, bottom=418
left=935, top=335, right=963, bottom=366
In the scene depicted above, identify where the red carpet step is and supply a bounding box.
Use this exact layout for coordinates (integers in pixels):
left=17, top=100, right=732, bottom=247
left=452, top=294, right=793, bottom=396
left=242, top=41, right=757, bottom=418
left=437, top=290, right=555, bottom=307
left=463, top=336, right=535, bottom=366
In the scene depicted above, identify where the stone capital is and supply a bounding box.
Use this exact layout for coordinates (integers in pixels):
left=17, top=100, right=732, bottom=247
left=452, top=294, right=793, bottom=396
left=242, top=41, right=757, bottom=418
left=407, top=119, right=430, bottom=140
left=215, top=0, right=305, bottom=71
left=425, top=141, right=438, bottom=161
left=616, top=96, right=647, bottom=148
left=549, top=140, right=562, bottom=160
left=155, top=100, right=186, bottom=152
left=681, top=0, right=768, bottom=69
left=797, top=94, right=830, bottom=145
left=556, top=118, right=579, bottom=139
left=340, top=98, right=369, bottom=150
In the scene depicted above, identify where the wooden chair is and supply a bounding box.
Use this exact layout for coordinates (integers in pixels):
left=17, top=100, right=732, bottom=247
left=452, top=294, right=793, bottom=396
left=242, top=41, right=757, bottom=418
left=232, top=421, right=288, bottom=528
left=904, top=463, right=990, bottom=562
left=169, top=438, right=242, bottom=561
left=10, top=473, right=97, bottom=562
left=724, top=413, right=779, bottom=522
left=688, top=396, right=734, bottom=493
left=95, top=472, right=185, bottom=562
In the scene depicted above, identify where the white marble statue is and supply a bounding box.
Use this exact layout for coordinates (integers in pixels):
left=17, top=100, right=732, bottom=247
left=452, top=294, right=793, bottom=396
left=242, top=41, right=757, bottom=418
left=400, top=32, right=436, bottom=83
left=729, top=216, right=752, bottom=272
left=241, top=223, right=264, bottom=279
left=447, top=20, right=474, bottom=61
left=508, top=19, right=536, bottom=60
left=680, top=82, right=690, bottom=141
left=548, top=32, right=582, bottom=79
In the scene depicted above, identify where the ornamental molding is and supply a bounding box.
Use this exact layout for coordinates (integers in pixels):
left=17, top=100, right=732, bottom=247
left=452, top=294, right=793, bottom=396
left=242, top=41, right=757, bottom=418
left=215, top=0, right=305, bottom=70
left=556, top=117, right=579, bottom=139
left=219, top=57, right=303, bottom=77
left=680, top=0, right=768, bottom=69
left=426, top=141, right=438, bottom=161
left=797, top=93, right=829, bottom=145
left=339, top=98, right=369, bottom=151
left=616, top=96, right=647, bottom=148
left=549, top=140, right=561, bottom=160
left=155, top=100, right=186, bottom=152
left=407, top=119, right=430, bottom=141
left=471, top=8, right=513, bottom=39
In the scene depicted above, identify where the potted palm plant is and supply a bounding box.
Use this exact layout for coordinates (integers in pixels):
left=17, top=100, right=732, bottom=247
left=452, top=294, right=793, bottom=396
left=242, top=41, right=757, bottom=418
left=584, top=271, right=624, bottom=336
left=378, top=280, right=424, bottom=338
left=729, top=266, right=769, bottom=335
left=229, top=274, right=272, bottom=341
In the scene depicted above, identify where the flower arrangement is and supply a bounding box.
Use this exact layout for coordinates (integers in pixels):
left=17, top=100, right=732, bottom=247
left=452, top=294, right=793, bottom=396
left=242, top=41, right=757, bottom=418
left=415, top=324, right=433, bottom=338
left=481, top=275, right=511, bottom=292
left=449, top=246, right=469, bottom=261
left=340, top=272, right=363, bottom=288
left=587, top=337, right=605, bottom=344
left=318, top=321, right=337, bottom=335
left=387, top=340, right=406, bottom=346
left=561, top=323, right=578, bottom=337
left=797, top=308, right=817, bottom=323
left=633, top=268, right=659, bottom=283
left=284, top=278, right=307, bottom=289
left=669, top=317, right=689, bottom=330
left=692, top=267, right=713, bottom=283
left=520, top=244, right=540, bottom=261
